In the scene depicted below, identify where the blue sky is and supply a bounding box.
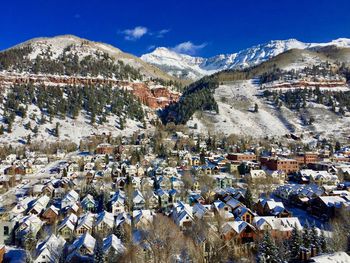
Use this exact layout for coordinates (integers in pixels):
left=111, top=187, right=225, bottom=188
left=1, top=0, right=350, bottom=57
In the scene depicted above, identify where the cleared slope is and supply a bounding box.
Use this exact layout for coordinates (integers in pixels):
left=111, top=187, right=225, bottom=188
left=187, top=80, right=350, bottom=139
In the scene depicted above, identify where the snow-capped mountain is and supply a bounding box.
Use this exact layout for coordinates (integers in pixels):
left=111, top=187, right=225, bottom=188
left=8, top=34, right=175, bottom=80
left=141, top=38, right=350, bottom=80
left=141, top=47, right=212, bottom=80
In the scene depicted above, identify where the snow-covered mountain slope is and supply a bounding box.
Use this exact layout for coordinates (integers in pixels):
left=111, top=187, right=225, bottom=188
left=141, top=47, right=214, bottom=80
left=141, top=38, right=350, bottom=80
left=187, top=80, right=350, bottom=140
left=6, top=34, right=176, bottom=81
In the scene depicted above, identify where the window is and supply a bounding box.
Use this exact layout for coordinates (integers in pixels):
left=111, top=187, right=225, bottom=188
left=3, top=226, right=9, bottom=236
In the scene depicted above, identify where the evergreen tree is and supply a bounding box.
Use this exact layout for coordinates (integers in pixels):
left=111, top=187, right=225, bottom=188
left=200, top=149, right=206, bottom=165
left=94, top=237, right=105, bottom=263
left=33, top=125, right=39, bottom=135
left=289, top=224, right=302, bottom=260
left=302, top=224, right=312, bottom=249
left=319, top=229, right=328, bottom=253
left=105, top=154, right=109, bottom=165
left=54, top=122, right=59, bottom=137
left=254, top=103, right=259, bottom=113
left=26, top=134, right=31, bottom=145
left=0, top=125, right=4, bottom=135
left=335, top=141, right=341, bottom=152
left=24, top=230, right=37, bottom=254
left=310, top=224, right=321, bottom=253
left=257, top=232, right=281, bottom=263
left=24, top=121, right=31, bottom=130
left=244, top=187, right=254, bottom=209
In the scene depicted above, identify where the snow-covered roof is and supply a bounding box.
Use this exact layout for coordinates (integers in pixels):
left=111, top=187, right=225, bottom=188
left=103, top=234, right=125, bottom=254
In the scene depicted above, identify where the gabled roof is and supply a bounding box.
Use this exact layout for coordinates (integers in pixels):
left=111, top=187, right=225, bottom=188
left=76, top=212, right=95, bottom=230
left=35, top=234, right=66, bottom=262
left=253, top=216, right=302, bottom=231
left=68, top=232, right=95, bottom=254
left=58, top=213, right=78, bottom=231
left=222, top=219, right=256, bottom=235
left=81, top=194, right=96, bottom=208
left=103, top=234, right=125, bottom=254
left=95, top=211, right=114, bottom=228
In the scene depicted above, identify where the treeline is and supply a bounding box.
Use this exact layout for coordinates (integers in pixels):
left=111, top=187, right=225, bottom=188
left=0, top=44, right=142, bottom=80
left=260, top=62, right=349, bottom=84
left=2, top=83, right=145, bottom=132
left=258, top=224, right=329, bottom=263
left=151, top=78, right=184, bottom=92
left=263, top=87, right=350, bottom=114
left=160, top=76, right=219, bottom=124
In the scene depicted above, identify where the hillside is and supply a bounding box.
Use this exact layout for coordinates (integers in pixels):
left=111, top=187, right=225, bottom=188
left=0, top=35, right=183, bottom=145
left=141, top=38, right=350, bottom=80
left=186, top=80, right=350, bottom=141
left=5, top=35, right=176, bottom=81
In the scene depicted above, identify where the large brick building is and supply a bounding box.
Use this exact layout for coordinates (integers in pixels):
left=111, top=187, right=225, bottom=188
left=260, top=157, right=299, bottom=174
left=227, top=152, right=257, bottom=162
left=295, top=152, right=319, bottom=165
left=95, top=143, right=115, bottom=155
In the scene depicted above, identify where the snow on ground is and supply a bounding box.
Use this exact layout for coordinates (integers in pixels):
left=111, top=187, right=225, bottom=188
left=0, top=104, right=152, bottom=146
left=187, top=79, right=350, bottom=140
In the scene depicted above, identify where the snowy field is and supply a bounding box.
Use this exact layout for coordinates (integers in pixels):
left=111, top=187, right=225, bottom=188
left=187, top=79, right=350, bottom=141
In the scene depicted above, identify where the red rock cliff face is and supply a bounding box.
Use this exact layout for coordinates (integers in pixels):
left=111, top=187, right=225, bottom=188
left=0, top=72, right=180, bottom=109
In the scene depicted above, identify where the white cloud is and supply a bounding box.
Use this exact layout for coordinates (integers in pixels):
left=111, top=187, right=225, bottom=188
left=171, top=41, right=207, bottom=55
left=155, top=29, right=170, bottom=38
left=147, top=45, right=156, bottom=51
left=123, top=26, right=148, bottom=40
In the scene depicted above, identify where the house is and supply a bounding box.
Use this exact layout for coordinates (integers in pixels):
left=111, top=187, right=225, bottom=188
left=75, top=213, right=95, bottom=236
left=155, top=188, right=170, bottom=209
left=309, top=196, right=349, bottom=219
left=58, top=213, right=78, bottom=240
left=221, top=219, right=256, bottom=242
left=226, top=198, right=244, bottom=212
left=33, top=234, right=66, bottom=263
left=94, top=211, right=114, bottom=234
left=260, top=157, right=299, bottom=174
left=16, top=215, right=44, bottom=243
left=28, top=195, right=50, bottom=215
left=67, top=162, right=80, bottom=173
left=81, top=194, right=97, bottom=212
left=115, top=212, right=131, bottom=228
left=133, top=190, right=145, bottom=210
left=110, top=191, right=125, bottom=214
left=227, top=153, right=257, bottom=162
left=67, top=233, right=96, bottom=261
left=41, top=205, right=59, bottom=224
left=61, top=190, right=80, bottom=209
left=213, top=200, right=231, bottom=215
left=253, top=216, right=302, bottom=239
left=172, top=202, right=194, bottom=229
left=255, top=199, right=291, bottom=218
left=103, top=234, right=125, bottom=259
left=233, top=206, right=255, bottom=224
left=96, top=143, right=115, bottom=155
left=133, top=210, right=155, bottom=228
left=192, top=203, right=213, bottom=219
left=249, top=170, right=267, bottom=181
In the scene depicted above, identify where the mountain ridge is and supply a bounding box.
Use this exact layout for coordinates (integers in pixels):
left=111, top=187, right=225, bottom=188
left=141, top=38, right=350, bottom=80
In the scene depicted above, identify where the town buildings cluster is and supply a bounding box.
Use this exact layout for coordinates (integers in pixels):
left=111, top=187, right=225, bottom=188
left=0, top=131, right=349, bottom=262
